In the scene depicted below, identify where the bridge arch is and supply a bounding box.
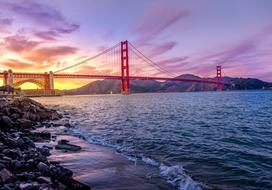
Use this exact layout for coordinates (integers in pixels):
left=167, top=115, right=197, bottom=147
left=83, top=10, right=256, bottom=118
left=13, top=79, right=44, bottom=89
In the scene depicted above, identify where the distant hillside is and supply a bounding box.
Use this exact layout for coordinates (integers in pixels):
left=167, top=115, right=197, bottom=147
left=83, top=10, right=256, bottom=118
left=63, top=74, right=272, bottom=95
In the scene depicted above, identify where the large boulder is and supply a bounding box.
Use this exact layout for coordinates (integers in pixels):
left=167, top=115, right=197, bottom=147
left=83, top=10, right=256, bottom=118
left=0, top=116, right=14, bottom=128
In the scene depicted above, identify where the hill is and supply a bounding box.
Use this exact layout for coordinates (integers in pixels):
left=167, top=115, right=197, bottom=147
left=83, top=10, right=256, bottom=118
left=63, top=74, right=272, bottom=95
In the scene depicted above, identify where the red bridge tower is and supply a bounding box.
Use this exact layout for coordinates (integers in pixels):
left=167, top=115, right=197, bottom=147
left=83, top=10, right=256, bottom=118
left=121, top=40, right=130, bottom=94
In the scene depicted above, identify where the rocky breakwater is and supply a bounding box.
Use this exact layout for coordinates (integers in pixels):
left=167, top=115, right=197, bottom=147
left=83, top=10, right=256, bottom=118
left=0, top=97, right=90, bottom=190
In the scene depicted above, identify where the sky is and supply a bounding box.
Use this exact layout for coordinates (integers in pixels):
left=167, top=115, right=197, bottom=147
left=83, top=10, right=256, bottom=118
left=0, top=0, right=272, bottom=89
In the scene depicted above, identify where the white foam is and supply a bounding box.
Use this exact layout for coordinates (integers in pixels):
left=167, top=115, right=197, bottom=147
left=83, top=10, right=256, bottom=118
left=160, top=164, right=202, bottom=190
left=142, top=157, right=159, bottom=166
left=62, top=126, right=202, bottom=190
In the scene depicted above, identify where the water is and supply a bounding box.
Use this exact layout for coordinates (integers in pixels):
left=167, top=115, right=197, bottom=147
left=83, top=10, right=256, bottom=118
left=34, top=91, right=272, bottom=190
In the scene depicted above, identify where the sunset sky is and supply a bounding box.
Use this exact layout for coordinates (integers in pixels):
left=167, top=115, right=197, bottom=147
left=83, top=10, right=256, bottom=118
left=0, top=0, right=272, bottom=89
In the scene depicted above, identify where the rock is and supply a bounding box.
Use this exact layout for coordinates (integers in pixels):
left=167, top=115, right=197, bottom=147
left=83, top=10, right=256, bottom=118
left=16, top=172, right=35, bottom=180
left=55, top=140, right=81, bottom=152
left=59, top=139, right=69, bottom=144
left=24, top=131, right=51, bottom=142
left=1, top=116, right=14, bottom=128
left=42, top=145, right=53, bottom=150
left=9, top=113, right=20, bottom=121
left=37, top=162, right=50, bottom=175
left=0, top=163, right=5, bottom=170
left=36, top=176, right=51, bottom=184
left=0, top=168, right=13, bottom=183
left=16, top=119, right=33, bottom=128
left=64, top=123, right=72, bottom=128
left=0, top=185, right=12, bottom=190
left=28, top=112, right=40, bottom=122
left=49, top=165, right=73, bottom=180
left=19, top=183, right=34, bottom=190
left=9, top=107, right=22, bottom=115
left=37, top=147, right=50, bottom=157
left=3, top=149, right=21, bottom=159
left=3, top=138, right=17, bottom=148
left=66, top=178, right=91, bottom=190
left=53, top=180, right=66, bottom=190
left=51, top=111, right=61, bottom=120
left=11, top=160, right=22, bottom=169
left=2, top=108, right=10, bottom=116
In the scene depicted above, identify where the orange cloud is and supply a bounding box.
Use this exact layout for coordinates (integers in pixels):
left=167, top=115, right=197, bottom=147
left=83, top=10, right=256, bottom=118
left=25, top=45, right=78, bottom=63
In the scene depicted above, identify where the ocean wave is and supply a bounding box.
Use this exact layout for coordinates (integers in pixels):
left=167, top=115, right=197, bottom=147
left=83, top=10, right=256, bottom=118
left=62, top=126, right=202, bottom=190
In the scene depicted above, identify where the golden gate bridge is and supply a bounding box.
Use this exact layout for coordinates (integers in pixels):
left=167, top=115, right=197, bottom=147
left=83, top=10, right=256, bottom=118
left=0, top=40, right=225, bottom=95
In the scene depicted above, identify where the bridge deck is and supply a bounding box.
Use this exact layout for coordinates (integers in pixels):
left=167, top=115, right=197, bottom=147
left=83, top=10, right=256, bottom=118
left=0, top=72, right=225, bottom=85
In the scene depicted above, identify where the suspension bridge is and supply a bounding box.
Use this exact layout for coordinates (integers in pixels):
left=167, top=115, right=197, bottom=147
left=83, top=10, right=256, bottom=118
left=0, top=40, right=225, bottom=95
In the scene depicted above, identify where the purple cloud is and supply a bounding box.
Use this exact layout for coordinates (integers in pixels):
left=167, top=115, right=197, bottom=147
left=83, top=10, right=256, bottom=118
left=134, top=4, right=190, bottom=46
left=158, top=56, right=189, bottom=66
left=0, top=17, right=13, bottom=26
left=179, top=25, right=272, bottom=78
left=149, top=41, right=177, bottom=57
left=34, top=30, right=60, bottom=41
left=1, top=1, right=79, bottom=34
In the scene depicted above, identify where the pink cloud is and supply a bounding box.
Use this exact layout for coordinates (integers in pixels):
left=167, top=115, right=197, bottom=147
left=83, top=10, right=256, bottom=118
left=4, top=35, right=40, bottom=53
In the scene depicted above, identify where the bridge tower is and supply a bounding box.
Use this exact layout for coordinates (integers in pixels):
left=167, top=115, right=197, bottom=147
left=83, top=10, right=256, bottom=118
left=121, top=40, right=130, bottom=94
left=3, top=69, right=14, bottom=87
left=216, top=65, right=222, bottom=91
left=44, top=71, right=54, bottom=95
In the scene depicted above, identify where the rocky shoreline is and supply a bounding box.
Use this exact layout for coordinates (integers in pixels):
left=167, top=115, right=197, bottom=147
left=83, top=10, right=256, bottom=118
left=0, top=97, right=91, bottom=190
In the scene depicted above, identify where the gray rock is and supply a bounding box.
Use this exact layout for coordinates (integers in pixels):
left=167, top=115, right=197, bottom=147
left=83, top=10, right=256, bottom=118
left=19, top=183, right=33, bottom=190
left=37, top=162, right=50, bottom=174
left=17, top=118, right=33, bottom=128
left=36, top=176, right=51, bottom=184
left=55, top=140, right=81, bottom=152
left=0, top=168, right=13, bottom=183
left=10, top=113, right=20, bottom=121
left=11, top=160, right=22, bottom=169
left=1, top=116, right=14, bottom=128
left=64, top=123, right=72, bottom=128
left=0, top=163, right=5, bottom=170
left=16, top=172, right=35, bottom=180
left=9, top=107, right=22, bottom=114
left=0, top=185, right=12, bottom=190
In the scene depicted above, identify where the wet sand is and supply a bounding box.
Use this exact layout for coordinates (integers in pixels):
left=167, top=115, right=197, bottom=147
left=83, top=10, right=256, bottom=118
left=37, top=134, right=176, bottom=190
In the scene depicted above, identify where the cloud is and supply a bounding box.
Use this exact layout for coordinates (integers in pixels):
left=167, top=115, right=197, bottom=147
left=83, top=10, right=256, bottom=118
left=1, top=1, right=79, bottom=35
left=26, top=45, right=78, bottom=63
left=34, top=30, right=60, bottom=41
left=157, top=56, right=189, bottom=66
left=0, top=17, right=13, bottom=33
left=4, top=35, right=40, bottom=53
left=182, top=25, right=272, bottom=77
left=134, top=3, right=190, bottom=45
left=1, top=59, right=33, bottom=70
left=0, top=17, right=13, bottom=26
left=149, top=41, right=177, bottom=57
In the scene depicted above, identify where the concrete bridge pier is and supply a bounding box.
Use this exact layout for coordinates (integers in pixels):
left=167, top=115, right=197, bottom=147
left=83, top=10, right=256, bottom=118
left=49, top=71, right=54, bottom=90
left=44, top=71, right=55, bottom=95
left=3, top=69, right=14, bottom=87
